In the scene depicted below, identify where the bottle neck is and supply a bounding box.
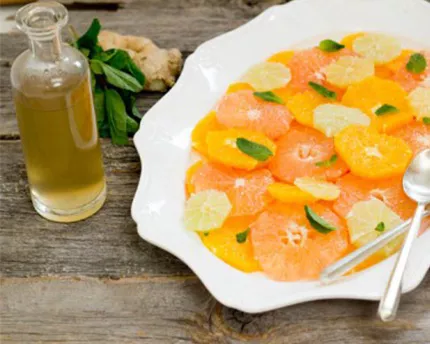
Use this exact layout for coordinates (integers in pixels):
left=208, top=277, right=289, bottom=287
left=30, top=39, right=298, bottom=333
left=29, top=32, right=62, bottom=62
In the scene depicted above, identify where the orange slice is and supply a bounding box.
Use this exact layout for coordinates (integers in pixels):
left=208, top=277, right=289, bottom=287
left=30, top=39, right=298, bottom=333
left=206, top=129, right=276, bottom=170
left=342, top=76, right=414, bottom=132
left=334, top=125, right=413, bottom=179
left=267, top=50, right=295, bottom=66
left=226, top=82, right=254, bottom=94
left=200, top=216, right=260, bottom=273
left=267, top=183, right=316, bottom=204
left=191, top=111, right=225, bottom=155
left=286, top=90, right=329, bottom=127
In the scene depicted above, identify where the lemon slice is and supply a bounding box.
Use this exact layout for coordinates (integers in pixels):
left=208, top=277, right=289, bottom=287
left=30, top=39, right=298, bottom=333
left=241, top=62, right=292, bottom=91
left=313, top=104, right=371, bottom=137
left=352, top=33, right=401, bottom=64
left=325, top=56, right=375, bottom=87
left=294, top=177, right=340, bottom=201
left=184, top=190, right=232, bottom=232
left=408, top=87, right=430, bottom=120
left=347, top=198, right=403, bottom=257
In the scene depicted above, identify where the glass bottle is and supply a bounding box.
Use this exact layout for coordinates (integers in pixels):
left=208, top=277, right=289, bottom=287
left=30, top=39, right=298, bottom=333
left=11, top=1, right=106, bottom=222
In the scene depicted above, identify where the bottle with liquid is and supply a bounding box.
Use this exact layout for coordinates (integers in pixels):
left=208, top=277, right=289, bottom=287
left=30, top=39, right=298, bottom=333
left=11, top=2, right=106, bottom=222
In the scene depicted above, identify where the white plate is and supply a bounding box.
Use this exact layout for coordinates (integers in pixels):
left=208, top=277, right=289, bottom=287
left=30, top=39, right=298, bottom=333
left=131, top=0, right=430, bottom=313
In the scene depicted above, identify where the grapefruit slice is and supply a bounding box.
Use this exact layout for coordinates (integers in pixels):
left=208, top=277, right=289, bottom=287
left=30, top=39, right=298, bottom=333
left=269, top=124, right=348, bottom=183
left=216, top=90, right=293, bottom=140
left=191, top=163, right=274, bottom=216
left=390, top=121, right=430, bottom=156
left=333, top=173, right=416, bottom=221
left=251, top=204, right=349, bottom=281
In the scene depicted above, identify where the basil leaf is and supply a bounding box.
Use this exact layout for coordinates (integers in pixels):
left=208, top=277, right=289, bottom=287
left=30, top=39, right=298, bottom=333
left=77, top=18, right=101, bottom=51
left=406, top=53, right=427, bottom=74
left=308, top=82, right=337, bottom=100
left=101, top=62, right=144, bottom=92
left=375, top=222, right=385, bottom=232
left=316, top=154, right=338, bottom=167
left=304, top=205, right=337, bottom=234
left=423, top=117, right=430, bottom=125
left=90, top=59, right=103, bottom=75
left=93, top=85, right=105, bottom=127
left=105, top=89, right=129, bottom=145
left=319, top=39, right=345, bottom=52
left=236, top=228, right=250, bottom=244
left=236, top=138, right=273, bottom=161
left=126, top=116, right=139, bottom=134
left=253, top=91, right=285, bottom=105
left=375, top=104, right=399, bottom=116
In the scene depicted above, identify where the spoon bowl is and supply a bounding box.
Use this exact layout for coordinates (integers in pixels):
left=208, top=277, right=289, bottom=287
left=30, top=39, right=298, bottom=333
left=403, top=149, right=430, bottom=203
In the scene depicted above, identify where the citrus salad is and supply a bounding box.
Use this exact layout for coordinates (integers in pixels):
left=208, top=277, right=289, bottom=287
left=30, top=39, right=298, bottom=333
left=183, top=33, right=430, bottom=281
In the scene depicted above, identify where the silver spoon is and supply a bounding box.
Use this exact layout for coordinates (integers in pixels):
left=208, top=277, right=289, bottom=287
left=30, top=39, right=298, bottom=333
left=378, top=149, right=430, bottom=322
left=320, top=209, right=429, bottom=284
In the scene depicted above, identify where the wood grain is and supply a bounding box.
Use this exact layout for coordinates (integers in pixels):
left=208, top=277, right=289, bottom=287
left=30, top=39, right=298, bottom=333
left=0, top=140, right=192, bottom=277
left=1, top=276, right=429, bottom=344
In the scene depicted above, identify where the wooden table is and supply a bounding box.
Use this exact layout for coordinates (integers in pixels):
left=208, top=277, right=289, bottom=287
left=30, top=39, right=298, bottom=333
left=1, top=1, right=429, bottom=342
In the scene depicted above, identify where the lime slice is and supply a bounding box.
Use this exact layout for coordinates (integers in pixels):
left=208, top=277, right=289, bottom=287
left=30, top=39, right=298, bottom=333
left=294, top=177, right=340, bottom=201
left=313, top=104, right=371, bottom=137
left=408, top=87, right=430, bottom=120
left=347, top=198, right=403, bottom=257
left=325, top=56, right=374, bottom=87
left=184, top=190, right=232, bottom=232
left=241, top=62, right=291, bottom=91
left=352, top=33, right=401, bottom=64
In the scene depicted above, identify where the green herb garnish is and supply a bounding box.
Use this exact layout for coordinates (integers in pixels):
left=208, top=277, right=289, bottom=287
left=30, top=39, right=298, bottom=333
left=423, top=117, right=430, bottom=125
left=236, top=138, right=273, bottom=162
left=71, top=19, right=145, bottom=145
left=253, top=91, right=285, bottom=105
left=406, top=53, right=427, bottom=74
left=375, top=104, right=399, bottom=116
left=316, top=154, right=338, bottom=167
left=236, top=228, right=250, bottom=244
left=203, top=232, right=210, bottom=237
left=308, top=82, right=337, bottom=100
left=319, top=39, right=345, bottom=52
left=304, top=205, right=337, bottom=234
left=375, top=222, right=385, bottom=232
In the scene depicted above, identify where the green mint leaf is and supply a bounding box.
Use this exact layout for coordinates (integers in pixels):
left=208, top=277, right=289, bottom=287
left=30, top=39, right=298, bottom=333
left=90, top=59, right=103, bottom=75
left=100, top=62, right=144, bottom=92
left=316, top=154, right=338, bottom=167
left=105, top=89, right=129, bottom=145
left=126, top=116, right=139, bottom=135
left=126, top=59, right=146, bottom=86
left=304, top=205, right=337, bottom=234
left=80, top=48, right=90, bottom=57
left=129, top=96, right=142, bottom=119
left=375, top=222, right=385, bottom=232
left=236, top=228, right=250, bottom=244
left=90, top=70, right=96, bottom=91
left=203, top=232, right=210, bottom=237
left=308, top=82, right=337, bottom=100
left=236, top=138, right=273, bottom=162
left=423, top=117, right=430, bottom=125
left=93, top=85, right=105, bottom=128
left=375, top=104, right=399, bottom=116
left=406, top=53, right=427, bottom=74
left=319, top=39, right=345, bottom=52
left=76, top=18, right=101, bottom=51
left=99, top=120, right=110, bottom=138
left=253, top=91, right=285, bottom=105
left=106, top=49, right=129, bottom=70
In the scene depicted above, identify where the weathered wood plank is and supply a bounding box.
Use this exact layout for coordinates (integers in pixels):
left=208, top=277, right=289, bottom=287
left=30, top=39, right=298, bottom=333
left=0, top=140, right=192, bottom=277
left=0, top=0, right=288, bottom=136
left=1, top=276, right=429, bottom=343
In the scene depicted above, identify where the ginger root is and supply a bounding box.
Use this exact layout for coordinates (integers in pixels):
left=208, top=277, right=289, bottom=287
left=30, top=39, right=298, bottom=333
left=98, top=30, right=183, bottom=92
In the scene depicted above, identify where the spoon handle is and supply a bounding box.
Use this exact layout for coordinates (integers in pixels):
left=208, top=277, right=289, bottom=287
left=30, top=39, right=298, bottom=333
left=320, top=210, right=429, bottom=284
left=378, top=203, right=427, bottom=322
